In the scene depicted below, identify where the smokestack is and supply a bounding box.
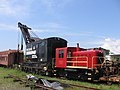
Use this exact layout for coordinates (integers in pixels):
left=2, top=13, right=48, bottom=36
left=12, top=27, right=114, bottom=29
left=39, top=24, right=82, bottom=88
left=77, top=43, right=80, bottom=51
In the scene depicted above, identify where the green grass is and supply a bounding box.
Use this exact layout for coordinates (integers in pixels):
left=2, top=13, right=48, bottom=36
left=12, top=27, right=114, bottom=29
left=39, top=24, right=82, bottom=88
left=0, top=67, right=119, bottom=90
left=0, top=67, right=30, bottom=90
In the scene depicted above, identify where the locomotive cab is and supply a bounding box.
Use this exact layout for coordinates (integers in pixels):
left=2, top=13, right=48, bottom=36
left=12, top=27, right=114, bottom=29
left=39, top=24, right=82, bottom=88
left=56, top=47, right=78, bottom=68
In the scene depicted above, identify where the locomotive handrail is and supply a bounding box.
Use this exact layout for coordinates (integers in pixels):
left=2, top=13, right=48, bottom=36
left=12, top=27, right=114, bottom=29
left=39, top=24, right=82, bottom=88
left=52, top=58, right=55, bottom=69
left=67, top=56, right=88, bottom=68
left=92, top=56, right=105, bottom=68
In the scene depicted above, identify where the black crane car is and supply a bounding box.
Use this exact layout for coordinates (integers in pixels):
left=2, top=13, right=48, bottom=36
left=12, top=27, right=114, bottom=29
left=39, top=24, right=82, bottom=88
left=18, top=22, right=67, bottom=76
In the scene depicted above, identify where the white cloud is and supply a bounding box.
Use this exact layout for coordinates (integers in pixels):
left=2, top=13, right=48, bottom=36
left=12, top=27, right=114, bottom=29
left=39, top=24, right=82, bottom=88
left=67, top=38, right=120, bottom=54
left=101, top=38, right=120, bottom=54
left=0, top=22, right=67, bottom=33
left=0, top=23, right=17, bottom=31
left=0, top=0, right=73, bottom=17
left=41, top=0, right=71, bottom=8
left=0, top=0, right=33, bottom=16
left=63, top=31, right=94, bottom=37
left=45, top=22, right=65, bottom=29
left=39, top=22, right=68, bottom=29
left=33, top=28, right=57, bottom=33
left=32, top=22, right=68, bottom=33
left=40, top=0, right=73, bottom=12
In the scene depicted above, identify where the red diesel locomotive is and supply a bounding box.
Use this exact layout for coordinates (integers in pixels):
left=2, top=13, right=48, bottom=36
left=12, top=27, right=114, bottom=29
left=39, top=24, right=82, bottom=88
left=56, top=46, right=104, bottom=81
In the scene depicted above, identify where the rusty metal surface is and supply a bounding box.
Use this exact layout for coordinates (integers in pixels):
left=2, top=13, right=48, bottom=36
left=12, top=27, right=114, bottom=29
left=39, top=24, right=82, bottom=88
left=0, top=50, right=23, bottom=66
left=0, top=49, right=22, bottom=54
left=100, top=75, right=120, bottom=83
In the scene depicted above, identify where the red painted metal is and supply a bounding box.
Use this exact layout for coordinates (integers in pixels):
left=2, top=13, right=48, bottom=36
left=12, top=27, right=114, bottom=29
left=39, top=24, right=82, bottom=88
left=56, top=47, right=104, bottom=69
left=0, top=50, right=23, bottom=67
left=56, top=47, right=67, bottom=68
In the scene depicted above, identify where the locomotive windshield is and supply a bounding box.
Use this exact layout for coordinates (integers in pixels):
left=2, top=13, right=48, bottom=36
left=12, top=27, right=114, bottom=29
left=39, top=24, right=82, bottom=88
left=97, top=51, right=104, bottom=64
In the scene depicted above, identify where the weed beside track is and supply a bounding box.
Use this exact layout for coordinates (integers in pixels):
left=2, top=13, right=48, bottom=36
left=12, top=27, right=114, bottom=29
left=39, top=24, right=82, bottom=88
left=0, top=67, right=119, bottom=90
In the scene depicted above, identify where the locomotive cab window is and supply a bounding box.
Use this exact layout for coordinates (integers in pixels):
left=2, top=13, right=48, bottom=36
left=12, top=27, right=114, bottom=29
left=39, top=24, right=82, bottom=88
left=67, top=50, right=72, bottom=57
left=59, top=50, right=64, bottom=58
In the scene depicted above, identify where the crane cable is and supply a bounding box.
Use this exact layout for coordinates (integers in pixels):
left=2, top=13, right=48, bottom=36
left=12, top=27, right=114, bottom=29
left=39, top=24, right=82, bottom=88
left=21, top=34, right=23, bottom=50
left=17, top=28, right=24, bottom=50
left=29, top=30, right=40, bottom=39
left=17, top=29, right=20, bottom=51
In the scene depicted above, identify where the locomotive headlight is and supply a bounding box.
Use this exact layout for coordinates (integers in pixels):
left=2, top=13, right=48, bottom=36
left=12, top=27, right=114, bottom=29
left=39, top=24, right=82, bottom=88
left=43, top=67, right=47, bottom=71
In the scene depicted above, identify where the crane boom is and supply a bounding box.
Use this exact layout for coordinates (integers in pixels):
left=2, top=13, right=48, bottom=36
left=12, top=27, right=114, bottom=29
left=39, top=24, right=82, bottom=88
left=18, top=22, right=35, bottom=44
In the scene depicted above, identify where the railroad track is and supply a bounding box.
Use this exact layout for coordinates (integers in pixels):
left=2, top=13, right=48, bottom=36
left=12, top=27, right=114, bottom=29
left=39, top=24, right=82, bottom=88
left=4, top=74, right=55, bottom=90
left=68, top=83, right=100, bottom=90
left=4, top=74, right=101, bottom=90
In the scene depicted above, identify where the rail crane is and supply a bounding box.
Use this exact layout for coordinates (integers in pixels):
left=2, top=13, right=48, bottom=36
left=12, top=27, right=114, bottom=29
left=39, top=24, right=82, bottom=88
left=18, top=22, right=67, bottom=76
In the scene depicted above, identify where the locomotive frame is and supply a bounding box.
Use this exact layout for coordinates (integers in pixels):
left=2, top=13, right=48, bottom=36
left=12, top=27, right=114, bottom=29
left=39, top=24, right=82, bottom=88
left=55, top=47, right=105, bottom=81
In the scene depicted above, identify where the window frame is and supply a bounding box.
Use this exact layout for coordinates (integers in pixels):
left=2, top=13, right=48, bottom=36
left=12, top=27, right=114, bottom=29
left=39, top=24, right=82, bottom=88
left=59, top=50, right=64, bottom=58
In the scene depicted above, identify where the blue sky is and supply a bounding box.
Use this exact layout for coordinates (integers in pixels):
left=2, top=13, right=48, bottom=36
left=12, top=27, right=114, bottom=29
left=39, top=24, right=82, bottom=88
left=0, top=0, right=120, bottom=54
